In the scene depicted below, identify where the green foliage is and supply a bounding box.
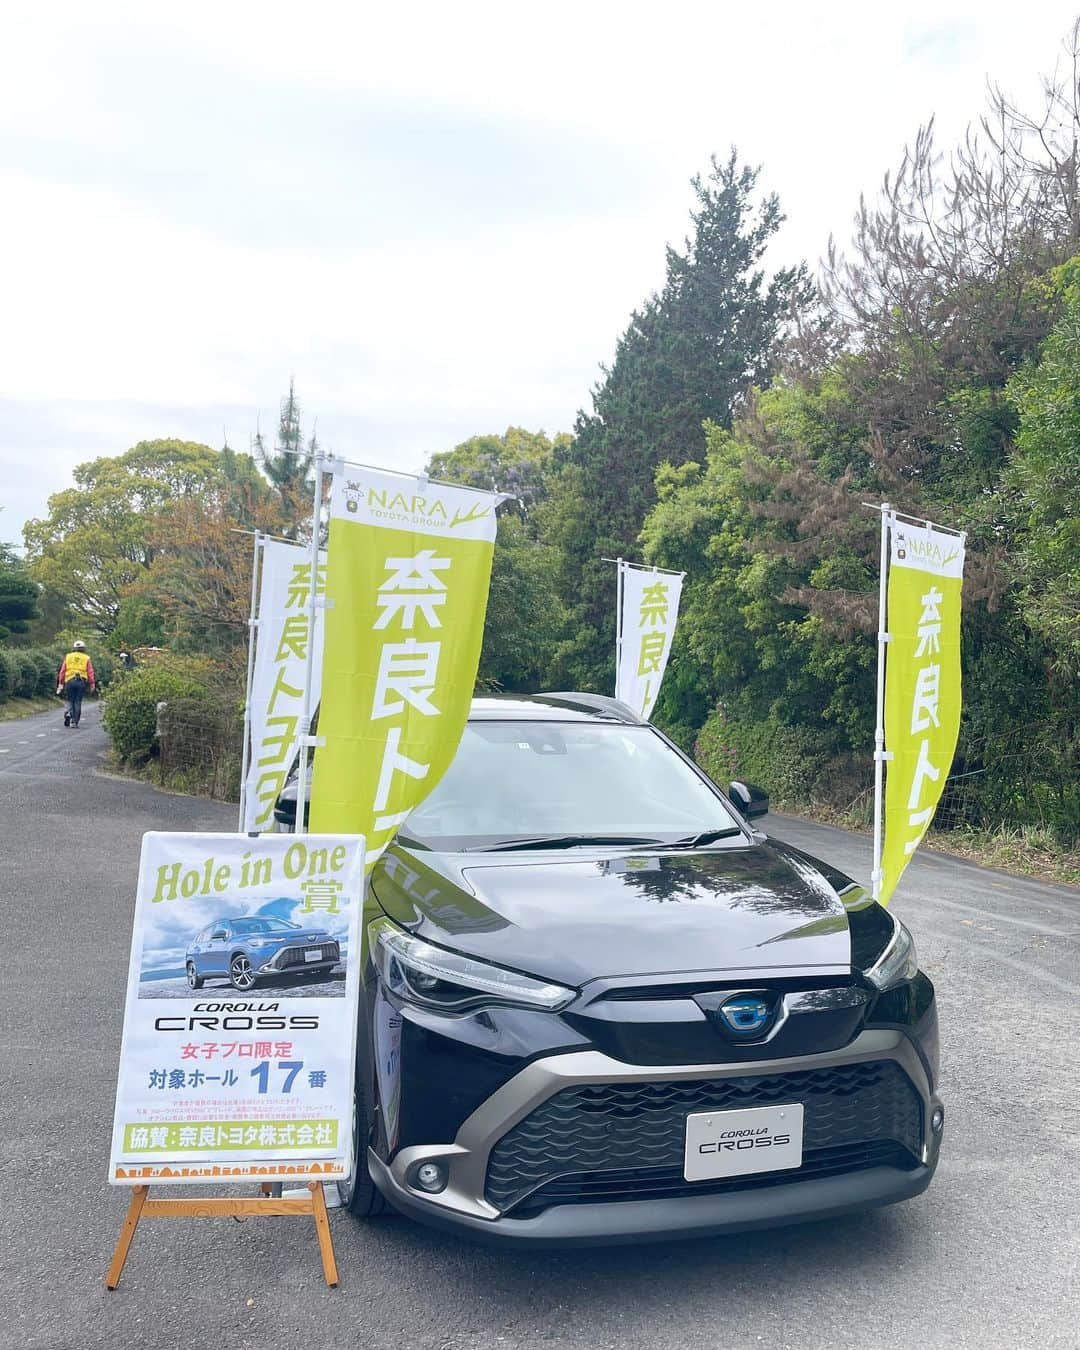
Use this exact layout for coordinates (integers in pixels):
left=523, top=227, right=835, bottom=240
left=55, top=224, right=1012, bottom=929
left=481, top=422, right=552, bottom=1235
left=427, top=427, right=570, bottom=512
left=102, top=663, right=216, bottom=762
left=0, top=545, right=40, bottom=641
left=0, top=649, right=17, bottom=701
left=23, top=439, right=269, bottom=635
left=1002, top=280, right=1080, bottom=676
left=550, top=152, right=811, bottom=687
left=478, top=515, right=566, bottom=690
left=695, top=704, right=840, bottom=807
left=254, top=379, right=316, bottom=526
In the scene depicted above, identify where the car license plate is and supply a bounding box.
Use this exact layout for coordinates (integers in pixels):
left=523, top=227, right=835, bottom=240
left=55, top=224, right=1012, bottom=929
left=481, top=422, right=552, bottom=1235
left=683, top=1103, right=804, bottom=1181
left=304, top=948, right=323, bottom=962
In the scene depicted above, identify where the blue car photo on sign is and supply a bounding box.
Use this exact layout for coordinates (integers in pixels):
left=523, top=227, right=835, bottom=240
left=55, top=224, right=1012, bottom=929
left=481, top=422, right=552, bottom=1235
left=137, top=893, right=349, bottom=999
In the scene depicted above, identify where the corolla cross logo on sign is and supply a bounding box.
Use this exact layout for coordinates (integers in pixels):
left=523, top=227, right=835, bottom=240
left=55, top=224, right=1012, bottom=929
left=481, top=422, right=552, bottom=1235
left=717, top=994, right=773, bottom=1039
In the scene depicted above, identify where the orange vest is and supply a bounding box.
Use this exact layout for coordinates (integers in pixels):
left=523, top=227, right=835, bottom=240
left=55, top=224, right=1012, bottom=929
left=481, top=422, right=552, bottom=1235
left=65, top=651, right=90, bottom=680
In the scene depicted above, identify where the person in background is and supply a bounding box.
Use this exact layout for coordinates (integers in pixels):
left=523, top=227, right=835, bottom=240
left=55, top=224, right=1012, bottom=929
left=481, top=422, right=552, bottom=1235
left=56, top=640, right=96, bottom=728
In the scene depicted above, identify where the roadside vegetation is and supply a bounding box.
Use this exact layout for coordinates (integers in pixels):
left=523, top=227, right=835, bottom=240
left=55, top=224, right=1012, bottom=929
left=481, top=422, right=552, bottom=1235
left=5, top=33, right=1078, bottom=877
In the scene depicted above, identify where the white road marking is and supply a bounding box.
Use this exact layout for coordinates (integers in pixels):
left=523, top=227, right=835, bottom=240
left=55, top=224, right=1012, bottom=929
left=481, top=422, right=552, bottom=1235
left=0, top=748, right=9, bottom=754
left=36, top=732, right=46, bottom=737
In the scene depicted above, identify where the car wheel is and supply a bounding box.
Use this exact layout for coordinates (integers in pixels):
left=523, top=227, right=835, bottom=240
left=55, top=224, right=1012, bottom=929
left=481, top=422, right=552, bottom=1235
left=339, top=1050, right=387, bottom=1219
left=229, top=954, right=256, bottom=991
left=186, top=961, right=204, bottom=990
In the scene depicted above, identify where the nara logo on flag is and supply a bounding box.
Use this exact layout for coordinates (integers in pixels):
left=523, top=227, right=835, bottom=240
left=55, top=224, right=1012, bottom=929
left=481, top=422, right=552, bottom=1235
left=242, top=539, right=327, bottom=834
left=309, top=467, right=502, bottom=865
left=615, top=562, right=684, bottom=720
left=880, top=516, right=966, bottom=904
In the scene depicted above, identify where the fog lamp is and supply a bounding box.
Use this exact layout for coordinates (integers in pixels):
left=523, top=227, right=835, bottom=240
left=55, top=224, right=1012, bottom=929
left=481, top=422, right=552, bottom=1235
left=931, top=1106, right=945, bottom=1133
left=413, top=1161, right=448, bottom=1194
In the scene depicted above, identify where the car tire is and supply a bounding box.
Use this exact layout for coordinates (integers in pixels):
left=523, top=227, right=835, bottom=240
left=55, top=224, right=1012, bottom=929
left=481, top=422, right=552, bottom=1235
left=229, top=954, right=256, bottom=991
left=340, top=1050, right=387, bottom=1220
left=186, top=962, right=204, bottom=990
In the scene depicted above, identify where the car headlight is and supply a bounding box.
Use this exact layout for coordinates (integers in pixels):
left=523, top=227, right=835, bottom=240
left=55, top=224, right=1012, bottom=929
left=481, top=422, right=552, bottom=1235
left=247, top=937, right=278, bottom=947
left=864, top=915, right=919, bottom=990
left=369, top=918, right=575, bottom=1013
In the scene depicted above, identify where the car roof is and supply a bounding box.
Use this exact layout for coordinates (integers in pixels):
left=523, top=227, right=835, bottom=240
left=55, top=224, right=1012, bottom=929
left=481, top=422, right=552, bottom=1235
left=467, top=693, right=644, bottom=724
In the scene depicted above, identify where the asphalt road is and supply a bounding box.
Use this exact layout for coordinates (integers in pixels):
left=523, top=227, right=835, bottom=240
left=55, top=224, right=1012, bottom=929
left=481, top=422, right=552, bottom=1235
left=2, top=702, right=1078, bottom=1350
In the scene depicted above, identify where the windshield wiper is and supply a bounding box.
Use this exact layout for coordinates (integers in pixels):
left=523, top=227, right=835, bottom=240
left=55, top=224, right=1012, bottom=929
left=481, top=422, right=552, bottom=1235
left=471, top=834, right=666, bottom=853
left=656, top=827, right=745, bottom=850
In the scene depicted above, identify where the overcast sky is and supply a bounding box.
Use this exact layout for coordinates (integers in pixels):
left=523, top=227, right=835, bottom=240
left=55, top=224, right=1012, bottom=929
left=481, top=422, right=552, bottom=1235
left=1, top=1, right=1075, bottom=545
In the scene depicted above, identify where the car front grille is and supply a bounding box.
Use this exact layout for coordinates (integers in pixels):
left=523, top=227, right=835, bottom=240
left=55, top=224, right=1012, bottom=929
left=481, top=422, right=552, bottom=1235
left=277, top=942, right=339, bottom=969
left=485, top=1061, right=923, bottom=1213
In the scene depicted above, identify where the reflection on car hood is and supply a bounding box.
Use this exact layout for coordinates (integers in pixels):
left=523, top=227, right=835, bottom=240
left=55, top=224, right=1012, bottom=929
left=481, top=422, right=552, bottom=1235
left=371, top=839, right=859, bottom=987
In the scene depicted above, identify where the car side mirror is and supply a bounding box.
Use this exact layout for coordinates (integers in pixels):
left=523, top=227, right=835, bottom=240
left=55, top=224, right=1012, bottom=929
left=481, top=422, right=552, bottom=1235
left=212, top=929, right=226, bottom=940
left=729, top=780, right=769, bottom=819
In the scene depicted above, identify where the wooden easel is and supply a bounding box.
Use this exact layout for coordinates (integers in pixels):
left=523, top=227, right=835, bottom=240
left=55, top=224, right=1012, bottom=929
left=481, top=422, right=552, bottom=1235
left=105, top=1181, right=339, bottom=1289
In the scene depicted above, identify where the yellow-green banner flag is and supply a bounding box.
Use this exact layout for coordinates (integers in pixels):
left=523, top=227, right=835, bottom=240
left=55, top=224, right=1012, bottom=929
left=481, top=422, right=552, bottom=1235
left=881, top=518, right=965, bottom=904
left=310, top=468, right=500, bottom=863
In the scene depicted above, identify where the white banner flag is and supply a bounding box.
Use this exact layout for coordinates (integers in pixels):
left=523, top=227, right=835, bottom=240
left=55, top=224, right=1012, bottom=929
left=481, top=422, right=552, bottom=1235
left=615, top=562, right=684, bottom=720
left=109, top=831, right=364, bottom=1185
left=242, top=539, right=326, bottom=834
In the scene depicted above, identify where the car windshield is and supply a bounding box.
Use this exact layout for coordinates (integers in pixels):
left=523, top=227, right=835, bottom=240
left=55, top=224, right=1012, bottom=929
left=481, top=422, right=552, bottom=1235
left=402, top=720, right=742, bottom=851
left=230, top=918, right=299, bottom=934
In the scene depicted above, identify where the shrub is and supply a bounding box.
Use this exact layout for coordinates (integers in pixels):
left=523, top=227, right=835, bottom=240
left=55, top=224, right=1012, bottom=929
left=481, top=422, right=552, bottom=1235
left=29, top=649, right=56, bottom=695
left=694, top=705, right=839, bottom=808
left=0, top=649, right=16, bottom=702
left=103, top=665, right=217, bottom=762
left=12, top=651, right=39, bottom=698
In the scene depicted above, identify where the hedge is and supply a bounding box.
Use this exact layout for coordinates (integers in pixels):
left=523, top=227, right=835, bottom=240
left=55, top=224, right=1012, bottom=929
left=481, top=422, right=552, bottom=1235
left=0, top=649, right=16, bottom=701
left=694, top=705, right=840, bottom=808
left=102, top=665, right=217, bottom=762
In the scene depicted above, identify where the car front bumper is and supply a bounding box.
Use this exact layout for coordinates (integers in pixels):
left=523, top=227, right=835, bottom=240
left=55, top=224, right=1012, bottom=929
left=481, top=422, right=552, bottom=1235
left=368, top=1029, right=944, bottom=1247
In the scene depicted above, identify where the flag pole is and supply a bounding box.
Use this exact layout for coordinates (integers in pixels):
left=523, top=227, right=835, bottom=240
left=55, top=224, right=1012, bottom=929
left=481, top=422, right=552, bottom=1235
left=238, top=532, right=263, bottom=832
left=871, top=503, right=892, bottom=902
left=294, top=455, right=327, bottom=836
left=614, top=557, right=625, bottom=701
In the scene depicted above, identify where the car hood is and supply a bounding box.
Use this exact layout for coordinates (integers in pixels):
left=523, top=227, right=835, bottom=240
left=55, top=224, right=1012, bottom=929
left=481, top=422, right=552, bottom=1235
left=370, top=839, right=862, bottom=988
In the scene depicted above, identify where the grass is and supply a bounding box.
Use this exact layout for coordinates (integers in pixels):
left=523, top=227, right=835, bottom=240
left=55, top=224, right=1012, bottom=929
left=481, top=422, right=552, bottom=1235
left=778, top=799, right=1079, bottom=887
left=0, top=695, right=61, bottom=722
left=922, top=824, right=1080, bottom=887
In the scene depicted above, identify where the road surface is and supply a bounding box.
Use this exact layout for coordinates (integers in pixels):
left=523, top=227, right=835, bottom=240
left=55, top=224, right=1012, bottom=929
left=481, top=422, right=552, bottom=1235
left=1, top=702, right=1077, bottom=1350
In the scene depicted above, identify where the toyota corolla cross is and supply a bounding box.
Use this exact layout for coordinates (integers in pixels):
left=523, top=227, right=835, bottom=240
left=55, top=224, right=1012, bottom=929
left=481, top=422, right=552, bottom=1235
left=185, top=916, right=340, bottom=991
left=277, top=693, right=943, bottom=1246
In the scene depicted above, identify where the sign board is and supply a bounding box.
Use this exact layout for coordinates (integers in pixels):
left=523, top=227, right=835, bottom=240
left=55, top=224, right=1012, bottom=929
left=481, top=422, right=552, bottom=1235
left=242, top=539, right=327, bottom=834
left=880, top=517, right=965, bottom=904
left=310, top=468, right=501, bottom=866
left=616, top=562, right=684, bottom=720
left=109, top=832, right=364, bottom=1186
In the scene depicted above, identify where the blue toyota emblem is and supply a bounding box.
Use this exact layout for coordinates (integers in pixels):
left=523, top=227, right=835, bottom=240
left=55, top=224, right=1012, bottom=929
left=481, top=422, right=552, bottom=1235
left=717, top=994, right=773, bottom=1038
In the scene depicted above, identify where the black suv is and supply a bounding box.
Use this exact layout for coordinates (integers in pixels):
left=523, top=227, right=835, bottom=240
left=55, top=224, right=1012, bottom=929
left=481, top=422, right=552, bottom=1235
left=279, top=693, right=942, bottom=1246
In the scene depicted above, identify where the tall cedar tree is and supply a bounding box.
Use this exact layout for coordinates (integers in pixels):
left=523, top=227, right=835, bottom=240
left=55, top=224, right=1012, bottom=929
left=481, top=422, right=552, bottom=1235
left=551, top=152, right=809, bottom=687
left=255, top=379, right=317, bottom=533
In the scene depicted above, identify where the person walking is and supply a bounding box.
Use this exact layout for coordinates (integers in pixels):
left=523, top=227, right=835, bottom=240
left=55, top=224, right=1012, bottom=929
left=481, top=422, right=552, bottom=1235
left=56, top=640, right=96, bottom=727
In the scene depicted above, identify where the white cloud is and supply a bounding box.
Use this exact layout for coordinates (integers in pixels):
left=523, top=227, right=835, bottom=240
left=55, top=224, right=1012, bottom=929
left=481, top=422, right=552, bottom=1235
left=0, top=0, right=1074, bottom=540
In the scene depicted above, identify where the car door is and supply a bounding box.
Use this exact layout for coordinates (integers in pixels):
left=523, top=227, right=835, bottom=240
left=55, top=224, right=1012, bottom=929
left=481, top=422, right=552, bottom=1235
left=204, top=923, right=230, bottom=976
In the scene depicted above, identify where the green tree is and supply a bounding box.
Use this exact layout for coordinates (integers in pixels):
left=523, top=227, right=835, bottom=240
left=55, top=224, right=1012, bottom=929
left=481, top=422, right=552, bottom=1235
left=426, top=426, right=570, bottom=512
left=425, top=427, right=570, bottom=691
left=0, top=544, right=40, bottom=642
left=23, top=440, right=267, bottom=633
left=550, top=152, right=810, bottom=688
left=1004, top=264, right=1080, bottom=677
left=255, top=379, right=317, bottom=531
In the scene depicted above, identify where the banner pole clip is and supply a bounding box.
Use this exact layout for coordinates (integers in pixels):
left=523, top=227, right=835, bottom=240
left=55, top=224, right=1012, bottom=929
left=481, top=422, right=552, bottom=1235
left=873, top=750, right=894, bottom=762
